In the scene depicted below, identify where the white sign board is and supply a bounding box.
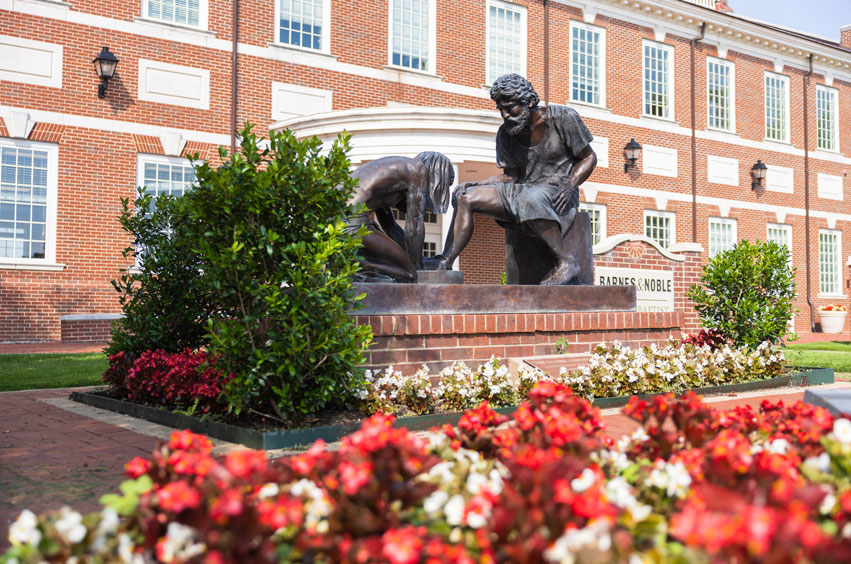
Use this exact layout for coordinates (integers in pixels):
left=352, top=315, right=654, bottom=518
left=595, top=267, right=674, bottom=312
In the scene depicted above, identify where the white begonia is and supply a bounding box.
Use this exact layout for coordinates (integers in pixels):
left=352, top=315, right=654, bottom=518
left=427, top=461, right=456, bottom=484
left=258, top=483, right=280, bottom=499
left=804, top=452, right=831, bottom=473
left=158, top=522, right=206, bottom=563
left=604, top=477, right=635, bottom=508
left=570, top=468, right=596, bottom=493
left=647, top=461, right=691, bottom=498
left=543, top=520, right=612, bottom=564
left=820, top=491, right=836, bottom=515
left=444, top=494, right=466, bottom=526
left=466, top=509, right=488, bottom=529
left=833, top=419, right=851, bottom=445
left=55, top=507, right=87, bottom=544
left=487, top=468, right=505, bottom=495
left=9, top=509, right=41, bottom=547
left=423, top=489, right=449, bottom=514
left=466, top=472, right=489, bottom=495
left=765, top=438, right=789, bottom=455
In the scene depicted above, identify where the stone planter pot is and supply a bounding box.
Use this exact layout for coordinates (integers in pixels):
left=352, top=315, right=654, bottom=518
left=819, top=310, right=847, bottom=334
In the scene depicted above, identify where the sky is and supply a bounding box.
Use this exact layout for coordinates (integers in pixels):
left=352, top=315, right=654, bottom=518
left=730, top=0, right=851, bottom=42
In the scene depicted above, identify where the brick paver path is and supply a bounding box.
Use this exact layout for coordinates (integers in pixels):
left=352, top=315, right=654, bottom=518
left=0, top=388, right=160, bottom=548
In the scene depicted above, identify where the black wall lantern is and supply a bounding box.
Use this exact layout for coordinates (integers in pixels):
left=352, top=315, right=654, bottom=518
left=623, top=138, right=642, bottom=172
left=93, top=47, right=119, bottom=98
left=751, top=160, right=767, bottom=190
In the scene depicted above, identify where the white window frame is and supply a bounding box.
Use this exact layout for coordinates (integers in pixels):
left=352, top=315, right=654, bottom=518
left=274, top=0, right=331, bottom=54
left=579, top=202, right=606, bottom=245
left=764, top=71, right=790, bottom=144
left=706, top=56, right=735, bottom=132
left=140, top=0, right=208, bottom=30
left=642, top=39, right=675, bottom=121
left=136, top=153, right=198, bottom=200
left=643, top=209, right=675, bottom=249
left=569, top=20, right=606, bottom=108
left=819, top=228, right=843, bottom=297
left=0, top=138, right=59, bottom=268
left=708, top=217, right=737, bottom=258
left=485, top=0, right=526, bottom=86
left=387, top=0, right=437, bottom=74
left=816, top=84, right=839, bottom=153
left=766, top=222, right=792, bottom=264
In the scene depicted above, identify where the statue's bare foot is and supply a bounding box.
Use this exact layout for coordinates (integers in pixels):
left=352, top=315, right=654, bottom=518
left=422, top=255, right=449, bottom=271
left=541, top=261, right=580, bottom=286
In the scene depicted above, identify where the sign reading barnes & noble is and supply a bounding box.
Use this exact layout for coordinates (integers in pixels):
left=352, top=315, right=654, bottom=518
left=595, top=267, right=674, bottom=312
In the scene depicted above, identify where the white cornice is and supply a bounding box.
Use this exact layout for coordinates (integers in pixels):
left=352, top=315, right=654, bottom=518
left=593, top=233, right=693, bottom=260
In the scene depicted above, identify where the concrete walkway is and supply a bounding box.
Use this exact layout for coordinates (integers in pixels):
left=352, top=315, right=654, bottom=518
left=3, top=382, right=851, bottom=549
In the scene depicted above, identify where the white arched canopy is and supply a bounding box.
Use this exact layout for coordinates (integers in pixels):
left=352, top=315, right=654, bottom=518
left=270, top=106, right=501, bottom=164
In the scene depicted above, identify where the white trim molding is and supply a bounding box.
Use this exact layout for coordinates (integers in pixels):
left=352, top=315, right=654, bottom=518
left=137, top=59, right=210, bottom=110
left=271, top=82, right=333, bottom=121
left=593, top=233, right=693, bottom=261
left=0, top=35, right=62, bottom=89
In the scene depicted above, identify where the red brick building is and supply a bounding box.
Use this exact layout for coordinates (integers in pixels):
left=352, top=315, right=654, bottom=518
left=1, top=0, right=851, bottom=343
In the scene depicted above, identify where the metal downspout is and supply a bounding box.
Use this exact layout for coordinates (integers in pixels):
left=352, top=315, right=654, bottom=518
left=690, top=23, right=705, bottom=243
left=804, top=54, right=815, bottom=331
left=230, top=0, right=240, bottom=154
left=544, top=0, right=549, bottom=106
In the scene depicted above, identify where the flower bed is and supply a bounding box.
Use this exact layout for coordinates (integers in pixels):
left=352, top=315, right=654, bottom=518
left=8, top=385, right=851, bottom=563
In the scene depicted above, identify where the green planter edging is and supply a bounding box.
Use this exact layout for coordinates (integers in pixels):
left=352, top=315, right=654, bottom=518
left=590, top=367, right=834, bottom=410
left=69, top=367, right=832, bottom=450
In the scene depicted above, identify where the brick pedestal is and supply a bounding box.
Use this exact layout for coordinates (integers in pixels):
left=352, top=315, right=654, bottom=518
left=354, top=310, right=683, bottom=375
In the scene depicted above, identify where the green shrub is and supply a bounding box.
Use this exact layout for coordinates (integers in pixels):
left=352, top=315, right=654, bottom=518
left=687, top=239, right=796, bottom=348
left=106, top=191, right=214, bottom=360
left=175, top=125, right=372, bottom=422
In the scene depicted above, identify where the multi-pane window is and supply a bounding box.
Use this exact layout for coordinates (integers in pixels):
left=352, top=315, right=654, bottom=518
left=819, top=229, right=841, bottom=295
left=0, top=144, right=51, bottom=260
left=767, top=223, right=793, bottom=266
left=487, top=1, right=524, bottom=85
left=278, top=0, right=324, bottom=50
left=817, top=85, right=838, bottom=152
left=145, top=0, right=200, bottom=27
left=765, top=73, right=789, bottom=142
left=643, top=41, right=673, bottom=119
left=708, top=217, right=737, bottom=258
left=644, top=210, right=674, bottom=249
left=579, top=202, right=606, bottom=245
left=392, top=209, right=437, bottom=223
left=570, top=22, right=604, bottom=106
left=140, top=159, right=196, bottom=200
left=390, top=0, right=432, bottom=71
left=423, top=241, right=437, bottom=257
left=707, top=58, right=734, bottom=131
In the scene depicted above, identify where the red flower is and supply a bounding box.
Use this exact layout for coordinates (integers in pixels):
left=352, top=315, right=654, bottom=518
left=210, top=488, right=244, bottom=521
left=382, top=527, right=425, bottom=564
left=125, top=456, right=151, bottom=478
left=257, top=497, right=304, bottom=530
left=338, top=460, right=373, bottom=495
left=157, top=481, right=202, bottom=513
left=225, top=449, right=267, bottom=480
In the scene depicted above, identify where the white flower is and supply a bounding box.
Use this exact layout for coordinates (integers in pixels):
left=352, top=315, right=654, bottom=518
left=444, top=494, right=465, bottom=526
left=487, top=468, right=505, bottom=495
left=544, top=521, right=612, bottom=563
left=427, top=461, right=455, bottom=484
left=820, top=491, right=837, bottom=515
left=466, top=472, right=489, bottom=495
left=604, top=477, right=635, bottom=508
left=466, top=510, right=487, bottom=529
left=97, top=507, right=120, bottom=535
left=118, top=533, right=144, bottom=564
left=423, top=490, right=449, bottom=514
left=833, top=419, right=851, bottom=445
left=766, top=438, right=789, bottom=455
left=570, top=468, right=596, bottom=492
left=258, top=483, right=280, bottom=499
left=55, top=507, right=87, bottom=544
left=158, top=522, right=205, bottom=563
left=9, top=509, right=41, bottom=547
left=804, top=452, right=831, bottom=473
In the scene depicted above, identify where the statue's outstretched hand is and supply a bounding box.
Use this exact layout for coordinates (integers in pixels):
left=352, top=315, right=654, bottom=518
left=551, top=177, right=576, bottom=215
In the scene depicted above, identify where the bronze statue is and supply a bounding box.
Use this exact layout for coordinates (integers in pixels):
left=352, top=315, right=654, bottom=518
left=345, top=152, right=454, bottom=282
left=430, top=74, right=597, bottom=285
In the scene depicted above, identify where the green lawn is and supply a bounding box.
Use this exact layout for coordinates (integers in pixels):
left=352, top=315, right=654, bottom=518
left=784, top=341, right=851, bottom=352
left=0, top=353, right=108, bottom=392
left=781, top=348, right=851, bottom=374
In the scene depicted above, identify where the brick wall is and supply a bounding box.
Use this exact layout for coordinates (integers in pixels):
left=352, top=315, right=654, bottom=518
left=2, top=0, right=850, bottom=342
left=356, top=310, right=683, bottom=375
